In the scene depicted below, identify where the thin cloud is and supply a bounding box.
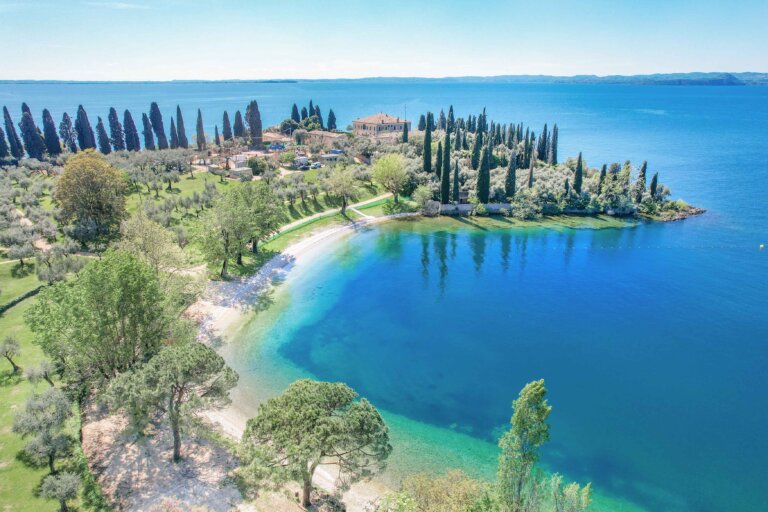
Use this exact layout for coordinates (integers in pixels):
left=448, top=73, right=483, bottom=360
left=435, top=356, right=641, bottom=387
left=84, top=1, right=152, bottom=9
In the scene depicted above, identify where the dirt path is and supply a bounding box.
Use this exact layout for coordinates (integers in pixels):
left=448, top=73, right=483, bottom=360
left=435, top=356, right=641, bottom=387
left=278, top=193, right=390, bottom=233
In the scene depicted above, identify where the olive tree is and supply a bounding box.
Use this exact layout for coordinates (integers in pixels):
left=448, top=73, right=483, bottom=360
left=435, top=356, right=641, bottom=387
left=373, top=153, right=409, bottom=203
left=241, top=379, right=392, bottom=508
left=41, top=472, right=81, bottom=512
left=12, top=387, right=73, bottom=474
left=1, top=335, right=21, bottom=373
left=324, top=166, right=359, bottom=215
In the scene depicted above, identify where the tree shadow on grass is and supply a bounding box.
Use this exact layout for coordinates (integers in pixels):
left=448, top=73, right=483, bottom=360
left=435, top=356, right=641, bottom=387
left=10, top=262, right=35, bottom=278
left=0, top=369, right=24, bottom=387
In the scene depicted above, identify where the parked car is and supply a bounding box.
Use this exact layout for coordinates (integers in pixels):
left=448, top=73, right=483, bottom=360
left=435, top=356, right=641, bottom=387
left=299, top=165, right=310, bottom=170
left=311, top=162, right=322, bottom=169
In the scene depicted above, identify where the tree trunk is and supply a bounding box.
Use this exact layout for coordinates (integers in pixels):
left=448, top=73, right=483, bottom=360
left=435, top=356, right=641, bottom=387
left=302, top=474, right=312, bottom=508
left=48, top=454, right=56, bottom=474
left=236, top=251, right=243, bottom=265
left=341, top=197, right=347, bottom=216
left=221, top=258, right=228, bottom=278
left=171, top=396, right=181, bottom=463
left=59, top=499, right=68, bottom=512
left=6, top=356, right=20, bottom=373
left=393, top=192, right=399, bottom=203
left=251, top=239, right=259, bottom=254
left=44, top=374, right=55, bottom=387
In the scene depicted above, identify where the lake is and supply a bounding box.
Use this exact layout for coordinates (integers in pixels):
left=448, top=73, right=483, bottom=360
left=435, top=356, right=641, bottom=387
left=3, top=81, right=766, bottom=511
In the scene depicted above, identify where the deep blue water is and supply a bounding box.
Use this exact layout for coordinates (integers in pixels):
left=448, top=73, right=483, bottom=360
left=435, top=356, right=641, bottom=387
left=4, top=81, right=766, bottom=511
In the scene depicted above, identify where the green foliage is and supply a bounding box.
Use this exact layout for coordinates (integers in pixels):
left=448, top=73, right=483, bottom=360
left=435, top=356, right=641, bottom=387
left=476, top=145, right=491, bottom=203
left=95, top=117, right=111, bottom=155
left=19, top=111, right=46, bottom=160
left=2, top=335, right=22, bottom=373
left=75, top=105, right=96, bottom=150
left=107, top=107, right=125, bottom=152
left=41, top=472, right=81, bottom=512
left=12, top=387, right=74, bottom=474
left=245, top=100, right=263, bottom=148
left=326, top=165, right=360, bottom=215
left=374, top=153, right=409, bottom=203
left=195, top=109, right=206, bottom=151
left=423, top=113, right=432, bottom=173
left=241, top=379, right=392, bottom=508
left=573, top=153, right=583, bottom=194
left=175, top=106, right=189, bottom=149
left=149, top=102, right=169, bottom=150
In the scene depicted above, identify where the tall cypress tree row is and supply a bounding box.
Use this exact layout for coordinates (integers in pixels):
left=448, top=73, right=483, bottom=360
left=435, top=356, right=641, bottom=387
left=435, top=141, right=443, bottom=179
left=438, top=110, right=446, bottom=130
left=505, top=150, right=517, bottom=199
left=19, top=111, right=45, bottom=159
left=123, top=110, right=140, bottom=152
left=300, top=107, right=308, bottom=121
left=649, top=172, right=659, bottom=198
left=291, top=104, right=301, bottom=123
left=149, top=102, right=169, bottom=149
left=214, top=125, right=221, bottom=146
left=42, top=109, right=62, bottom=156
left=574, top=152, right=583, bottom=194
left=477, top=145, right=491, bottom=203
left=0, top=126, right=9, bottom=159
left=222, top=111, right=233, bottom=141
left=196, top=109, right=206, bottom=151
left=95, top=117, right=112, bottom=154
left=75, top=105, right=96, bottom=149
left=245, top=100, right=263, bottom=149
left=547, top=123, right=558, bottom=164
left=59, top=113, right=78, bottom=153
left=3, top=106, right=24, bottom=159
left=233, top=111, right=244, bottom=137
left=470, top=131, right=483, bottom=170
left=440, top=132, right=451, bottom=203
left=452, top=159, right=460, bottom=203
left=447, top=105, right=455, bottom=131
left=327, top=109, right=337, bottom=131
left=141, top=113, right=156, bottom=150
left=176, top=106, right=189, bottom=149
left=422, top=112, right=432, bottom=173
left=634, top=160, right=647, bottom=203
left=537, top=123, right=548, bottom=161
left=169, top=117, right=179, bottom=149
left=107, top=107, right=125, bottom=151
left=21, top=102, right=31, bottom=116
left=314, top=105, right=324, bottom=128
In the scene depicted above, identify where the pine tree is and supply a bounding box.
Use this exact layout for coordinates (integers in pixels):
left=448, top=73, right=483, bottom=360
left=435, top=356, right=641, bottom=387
left=233, top=111, right=245, bottom=137
left=214, top=125, right=221, bottom=146
left=314, top=105, right=323, bottom=128
left=0, top=126, right=9, bottom=159
left=291, top=104, right=301, bottom=123
left=547, top=124, right=558, bottom=164
left=435, top=141, right=443, bottom=179
left=447, top=105, right=455, bottom=131
left=95, top=117, right=112, bottom=154
left=470, top=131, right=483, bottom=170
left=598, top=164, right=607, bottom=194
left=42, top=109, right=62, bottom=156
left=423, top=113, right=432, bottom=173
left=402, top=119, right=408, bottom=143
left=245, top=100, right=263, bottom=148
left=635, top=160, right=647, bottom=203
left=59, top=113, right=78, bottom=153
left=149, top=102, right=168, bottom=149
left=418, top=114, right=426, bottom=131
left=176, top=106, right=189, bottom=149
left=19, top=111, right=46, bottom=159
left=649, top=172, right=658, bottom=198
left=107, top=107, right=125, bottom=151
left=141, top=113, right=155, bottom=150
left=441, top=132, right=451, bottom=203
left=301, top=107, right=308, bottom=121
left=4, top=106, right=24, bottom=159
left=327, top=109, right=337, bottom=131
left=477, top=145, right=491, bottom=203
left=221, top=111, right=233, bottom=141
left=505, top=150, right=517, bottom=199
left=74, top=105, right=96, bottom=150
left=527, top=157, right=535, bottom=189
left=169, top=117, right=179, bottom=149
left=123, top=110, right=140, bottom=152
left=574, top=152, right=583, bottom=194
left=196, top=109, right=206, bottom=151
left=452, top=159, right=460, bottom=203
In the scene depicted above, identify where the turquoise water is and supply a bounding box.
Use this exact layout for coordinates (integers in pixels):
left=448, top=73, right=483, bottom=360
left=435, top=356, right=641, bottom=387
left=4, top=81, right=766, bottom=511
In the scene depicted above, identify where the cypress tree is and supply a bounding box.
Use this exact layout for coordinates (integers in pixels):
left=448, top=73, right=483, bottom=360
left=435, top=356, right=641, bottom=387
left=327, top=109, right=337, bottom=131
left=21, top=102, right=31, bottom=116
left=440, top=133, right=451, bottom=203
left=564, top=178, right=570, bottom=195
left=537, top=123, right=548, bottom=161
left=123, top=110, right=140, bottom=152
left=233, top=111, right=244, bottom=137
left=169, top=117, right=179, bottom=149
left=59, top=113, right=78, bottom=153
left=308, top=100, right=314, bottom=119
left=196, top=109, right=206, bottom=151
left=245, top=100, right=263, bottom=149
left=574, top=152, right=583, bottom=194
left=547, top=124, right=558, bottom=164
left=149, top=102, right=168, bottom=149
left=470, top=131, right=483, bottom=170
left=418, top=114, right=426, bottom=131
left=96, top=117, right=112, bottom=154
left=107, top=107, right=125, bottom=151
left=402, top=119, right=408, bottom=143
left=435, top=141, right=443, bottom=179
left=527, top=156, right=535, bottom=188
left=222, top=111, right=233, bottom=140
left=19, top=111, right=45, bottom=159
left=300, top=107, right=308, bottom=121
left=477, top=145, right=491, bottom=203
left=141, top=113, right=155, bottom=150
left=598, top=164, right=607, bottom=194
left=0, top=126, right=9, bottom=159
left=452, top=159, right=460, bottom=203
left=463, top=130, right=468, bottom=150
left=74, top=105, right=96, bottom=150
left=314, top=105, right=323, bottom=128
left=447, top=105, right=455, bottom=131
left=176, top=106, right=189, bottom=148
left=438, top=110, right=446, bottom=130
left=649, top=172, right=659, bottom=198
left=635, top=160, right=647, bottom=203
left=454, top=126, right=460, bottom=152
left=214, top=125, right=221, bottom=146
left=3, top=106, right=24, bottom=159
left=291, top=104, right=301, bottom=123
left=42, top=109, right=61, bottom=156
left=423, top=112, right=432, bottom=173
left=505, top=150, right=517, bottom=199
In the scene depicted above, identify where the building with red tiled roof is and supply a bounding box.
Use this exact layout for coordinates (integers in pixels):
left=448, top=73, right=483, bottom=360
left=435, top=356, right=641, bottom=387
left=352, top=113, right=410, bottom=138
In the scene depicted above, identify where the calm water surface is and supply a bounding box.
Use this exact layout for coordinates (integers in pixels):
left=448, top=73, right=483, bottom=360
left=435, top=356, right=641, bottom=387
left=4, top=81, right=766, bottom=511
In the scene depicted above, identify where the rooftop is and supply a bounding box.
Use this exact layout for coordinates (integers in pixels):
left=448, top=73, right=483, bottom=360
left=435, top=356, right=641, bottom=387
left=353, top=113, right=409, bottom=125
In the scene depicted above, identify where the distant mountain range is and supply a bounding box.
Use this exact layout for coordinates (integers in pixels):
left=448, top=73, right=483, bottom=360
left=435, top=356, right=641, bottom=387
left=2, top=72, right=767, bottom=86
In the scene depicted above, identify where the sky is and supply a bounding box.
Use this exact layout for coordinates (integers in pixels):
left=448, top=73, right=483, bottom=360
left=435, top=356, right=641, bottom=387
left=1, top=0, right=766, bottom=81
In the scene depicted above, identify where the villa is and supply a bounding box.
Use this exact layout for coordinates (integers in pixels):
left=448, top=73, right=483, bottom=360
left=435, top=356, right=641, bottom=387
left=352, top=113, right=410, bottom=138
left=305, top=130, right=347, bottom=148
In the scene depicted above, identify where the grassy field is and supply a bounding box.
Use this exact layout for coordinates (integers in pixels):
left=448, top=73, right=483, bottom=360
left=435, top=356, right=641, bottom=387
left=0, top=262, right=42, bottom=307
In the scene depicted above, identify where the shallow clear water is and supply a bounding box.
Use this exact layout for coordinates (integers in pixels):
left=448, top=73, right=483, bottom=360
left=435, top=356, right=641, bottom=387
left=4, top=81, right=766, bottom=511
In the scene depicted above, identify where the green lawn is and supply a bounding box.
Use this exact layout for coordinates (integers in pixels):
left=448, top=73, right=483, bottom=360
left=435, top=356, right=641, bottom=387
left=0, top=262, right=42, bottom=307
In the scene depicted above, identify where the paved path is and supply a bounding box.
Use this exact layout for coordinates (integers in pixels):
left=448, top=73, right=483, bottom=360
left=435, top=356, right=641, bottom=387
left=277, top=193, right=389, bottom=233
